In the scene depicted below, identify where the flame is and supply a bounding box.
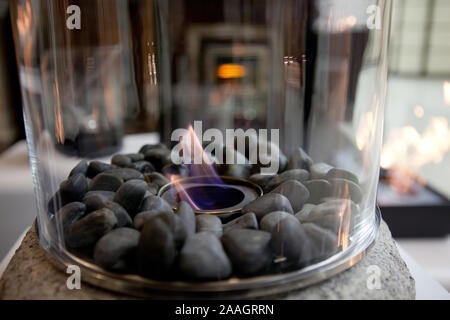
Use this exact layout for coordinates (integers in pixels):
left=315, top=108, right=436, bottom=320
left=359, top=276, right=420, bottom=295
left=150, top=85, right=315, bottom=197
left=166, top=125, right=223, bottom=209
left=217, top=64, right=247, bottom=79
left=443, top=81, right=450, bottom=105
left=381, top=117, right=450, bottom=192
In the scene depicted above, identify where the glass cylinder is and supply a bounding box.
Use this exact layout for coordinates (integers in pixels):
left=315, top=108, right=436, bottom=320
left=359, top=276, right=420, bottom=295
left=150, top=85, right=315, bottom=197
left=11, top=0, right=392, bottom=297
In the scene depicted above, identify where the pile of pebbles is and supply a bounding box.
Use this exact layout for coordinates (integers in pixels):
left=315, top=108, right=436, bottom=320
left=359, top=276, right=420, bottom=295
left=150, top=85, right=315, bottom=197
left=47, top=141, right=363, bottom=281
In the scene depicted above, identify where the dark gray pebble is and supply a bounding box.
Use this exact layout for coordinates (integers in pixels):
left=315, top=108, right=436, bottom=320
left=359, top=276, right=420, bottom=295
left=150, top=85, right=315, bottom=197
left=88, top=173, right=123, bottom=192
left=127, top=160, right=155, bottom=174
left=60, top=173, right=88, bottom=202
left=196, top=215, right=223, bottom=237
left=139, top=195, right=173, bottom=213
left=222, top=229, right=272, bottom=275
left=249, top=173, right=276, bottom=189
left=303, top=223, right=339, bottom=263
left=329, top=178, right=363, bottom=203
left=144, top=148, right=172, bottom=171
left=125, top=153, right=145, bottom=162
left=304, top=179, right=332, bottom=204
left=137, top=218, right=176, bottom=278
left=326, top=168, right=359, bottom=184
left=260, top=211, right=291, bottom=233
left=144, top=172, right=169, bottom=188
left=223, top=212, right=258, bottom=234
left=111, top=154, right=133, bottom=167
left=139, top=143, right=168, bottom=154
left=94, top=228, right=140, bottom=272
left=65, top=208, right=117, bottom=248
left=294, top=203, right=316, bottom=222
left=242, top=193, right=293, bottom=221
left=87, top=161, right=115, bottom=179
left=113, top=179, right=148, bottom=217
left=57, top=202, right=86, bottom=230
left=264, top=169, right=309, bottom=192
left=69, top=160, right=88, bottom=177
left=105, top=168, right=144, bottom=181
left=269, top=180, right=310, bottom=212
left=309, top=162, right=333, bottom=180
left=84, top=195, right=132, bottom=227
left=178, top=232, right=232, bottom=280
left=83, top=190, right=115, bottom=202
left=176, top=201, right=196, bottom=236
left=287, top=147, right=313, bottom=170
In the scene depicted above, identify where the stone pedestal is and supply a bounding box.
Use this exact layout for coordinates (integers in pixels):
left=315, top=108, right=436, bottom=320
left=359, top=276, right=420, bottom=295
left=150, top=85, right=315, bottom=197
left=0, top=220, right=415, bottom=300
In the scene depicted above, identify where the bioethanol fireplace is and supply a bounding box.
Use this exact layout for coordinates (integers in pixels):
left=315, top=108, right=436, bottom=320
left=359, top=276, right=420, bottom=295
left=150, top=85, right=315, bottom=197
left=11, top=0, right=392, bottom=297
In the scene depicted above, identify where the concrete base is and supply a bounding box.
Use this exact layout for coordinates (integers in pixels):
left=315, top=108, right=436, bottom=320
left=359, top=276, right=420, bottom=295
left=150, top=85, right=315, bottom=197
left=0, top=220, right=415, bottom=300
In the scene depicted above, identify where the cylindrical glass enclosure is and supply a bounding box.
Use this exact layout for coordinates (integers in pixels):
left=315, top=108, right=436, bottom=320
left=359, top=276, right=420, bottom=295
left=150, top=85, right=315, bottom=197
left=11, top=0, right=391, bottom=297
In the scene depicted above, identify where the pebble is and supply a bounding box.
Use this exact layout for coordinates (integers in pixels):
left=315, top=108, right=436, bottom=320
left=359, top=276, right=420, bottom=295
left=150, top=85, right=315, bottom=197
left=269, top=180, right=310, bottom=212
left=137, top=217, right=177, bottom=278
left=196, top=215, right=223, bottom=237
left=65, top=208, right=117, bottom=248
left=113, top=179, right=148, bottom=217
left=83, top=190, right=115, bottom=202
left=69, top=160, right=88, bottom=177
left=294, top=203, right=316, bottom=222
left=125, top=153, right=145, bottom=162
left=57, top=202, right=86, bottom=230
left=329, top=178, right=363, bottom=203
left=59, top=173, right=88, bottom=202
left=264, top=169, right=309, bottom=192
left=139, top=143, right=168, bottom=154
left=161, top=163, right=189, bottom=177
left=223, top=212, right=258, bottom=234
left=304, top=199, right=357, bottom=233
left=270, top=217, right=312, bottom=269
left=242, top=193, right=293, bottom=221
left=139, top=195, right=173, bottom=213
left=304, top=179, right=332, bottom=204
left=309, top=162, right=333, bottom=180
left=287, top=147, right=313, bottom=170
left=249, top=173, right=276, bottom=189
left=143, top=148, right=172, bottom=171
left=176, top=201, right=196, bottom=236
left=94, top=228, right=140, bottom=272
left=127, top=160, right=155, bottom=174
left=48, top=190, right=70, bottom=214
left=220, top=163, right=251, bottom=179
left=252, top=152, right=287, bottom=175
left=144, top=172, right=169, bottom=188
left=111, top=154, right=133, bottom=167
left=178, top=232, right=232, bottom=280
left=260, top=211, right=292, bottom=233
left=88, top=173, right=123, bottom=192
left=303, top=223, right=339, bottom=263
left=326, top=168, right=359, bottom=184
left=105, top=168, right=144, bottom=181
left=84, top=195, right=132, bottom=227
left=87, top=161, right=115, bottom=179
left=222, top=229, right=272, bottom=275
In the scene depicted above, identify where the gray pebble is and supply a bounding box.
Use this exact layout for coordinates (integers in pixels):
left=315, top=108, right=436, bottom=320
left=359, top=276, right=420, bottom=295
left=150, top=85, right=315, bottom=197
left=87, top=161, right=115, bottom=179
left=270, top=217, right=312, bottom=269
left=304, top=179, right=332, bottom=204
left=287, top=147, right=313, bottom=170
left=176, top=201, right=196, bottom=236
left=57, top=202, right=86, bottom=230
left=105, top=168, right=144, bottom=181
left=249, top=173, right=276, bottom=189
left=83, top=190, right=115, bottom=202
left=139, top=143, right=168, bottom=154
left=223, top=212, right=258, bottom=234
left=65, top=208, right=117, bottom=248
left=85, top=195, right=132, bottom=227
left=137, top=217, right=177, bottom=278
left=94, top=228, right=140, bottom=272
left=139, top=195, right=173, bottom=213
left=304, top=199, right=357, bottom=233
left=178, top=232, right=232, bottom=280
left=221, top=163, right=251, bottom=179
left=222, top=229, right=272, bottom=275
left=69, top=160, right=88, bottom=177
left=294, top=203, right=316, bottom=222
left=126, top=153, right=145, bottom=162
left=113, top=179, right=148, bottom=217
left=196, top=215, right=223, bottom=237
left=60, top=173, right=88, bottom=202
left=111, top=154, right=133, bottom=167
left=144, top=148, right=172, bottom=171
left=127, top=160, right=155, bottom=174
left=270, top=180, right=310, bottom=212
left=88, top=173, right=123, bottom=192
left=329, top=178, right=363, bottom=203
left=310, top=162, right=333, bottom=180
left=252, top=152, right=287, bottom=175
left=303, top=223, right=339, bottom=263
left=264, top=169, right=309, bottom=192
left=144, top=172, right=169, bottom=188
left=260, top=211, right=291, bottom=233
left=242, top=193, right=293, bottom=221
left=326, top=168, right=359, bottom=184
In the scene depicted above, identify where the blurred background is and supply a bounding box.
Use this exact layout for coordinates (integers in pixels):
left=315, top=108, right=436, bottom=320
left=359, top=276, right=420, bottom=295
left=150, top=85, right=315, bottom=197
left=0, top=0, right=448, bottom=292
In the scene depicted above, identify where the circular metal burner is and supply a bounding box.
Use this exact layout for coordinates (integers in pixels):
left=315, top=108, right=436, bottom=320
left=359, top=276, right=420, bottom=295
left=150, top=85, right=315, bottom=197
left=158, top=176, right=263, bottom=215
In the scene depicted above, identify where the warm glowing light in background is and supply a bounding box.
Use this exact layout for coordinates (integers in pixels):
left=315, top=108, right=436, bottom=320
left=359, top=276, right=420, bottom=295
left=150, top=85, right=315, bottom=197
left=414, top=105, right=424, bottom=118
left=356, top=111, right=374, bottom=150
left=217, top=64, right=247, bottom=79
left=443, top=81, right=450, bottom=105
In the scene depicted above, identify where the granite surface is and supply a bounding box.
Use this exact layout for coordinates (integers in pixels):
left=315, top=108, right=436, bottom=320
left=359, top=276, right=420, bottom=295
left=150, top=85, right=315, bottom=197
left=0, top=220, right=415, bottom=300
